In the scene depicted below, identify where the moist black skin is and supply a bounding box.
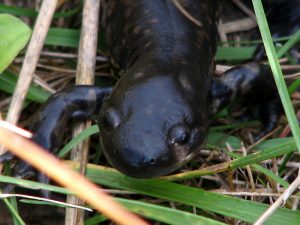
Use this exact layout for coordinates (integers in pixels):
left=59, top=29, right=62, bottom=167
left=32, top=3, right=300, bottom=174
left=98, top=0, right=219, bottom=177
left=0, top=0, right=298, bottom=183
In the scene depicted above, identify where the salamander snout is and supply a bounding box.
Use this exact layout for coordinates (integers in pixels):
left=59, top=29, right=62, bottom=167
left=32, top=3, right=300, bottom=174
left=107, top=145, right=163, bottom=178
left=99, top=106, right=204, bottom=178
left=98, top=76, right=208, bottom=178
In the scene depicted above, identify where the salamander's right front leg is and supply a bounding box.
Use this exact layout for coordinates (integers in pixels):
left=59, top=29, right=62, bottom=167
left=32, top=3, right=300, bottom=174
left=211, top=63, right=283, bottom=141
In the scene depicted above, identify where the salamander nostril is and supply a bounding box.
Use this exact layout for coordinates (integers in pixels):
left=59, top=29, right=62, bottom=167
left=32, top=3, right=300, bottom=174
left=149, top=157, right=157, bottom=165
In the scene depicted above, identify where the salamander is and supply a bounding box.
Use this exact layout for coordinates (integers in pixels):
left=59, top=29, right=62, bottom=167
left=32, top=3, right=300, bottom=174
left=0, top=0, right=299, bottom=182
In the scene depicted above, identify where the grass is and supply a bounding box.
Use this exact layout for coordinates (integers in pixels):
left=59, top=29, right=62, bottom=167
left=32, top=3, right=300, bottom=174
left=0, top=1, right=300, bottom=225
left=253, top=1, right=300, bottom=152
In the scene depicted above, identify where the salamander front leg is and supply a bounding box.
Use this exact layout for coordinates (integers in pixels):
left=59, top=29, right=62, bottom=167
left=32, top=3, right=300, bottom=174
left=254, top=98, right=282, bottom=141
left=211, top=62, right=282, bottom=141
left=0, top=85, right=112, bottom=196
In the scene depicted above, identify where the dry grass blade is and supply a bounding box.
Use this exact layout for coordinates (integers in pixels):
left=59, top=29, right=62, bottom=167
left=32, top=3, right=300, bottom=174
left=76, top=0, right=100, bottom=82
left=214, top=190, right=300, bottom=199
left=231, top=0, right=256, bottom=21
left=0, top=193, right=92, bottom=212
left=220, top=18, right=257, bottom=33
left=0, top=121, right=32, bottom=138
left=254, top=171, right=300, bottom=225
left=164, top=161, right=231, bottom=181
left=0, top=126, right=148, bottom=225
left=66, top=0, right=101, bottom=224
left=172, top=0, right=202, bottom=27
left=5, top=0, right=58, bottom=126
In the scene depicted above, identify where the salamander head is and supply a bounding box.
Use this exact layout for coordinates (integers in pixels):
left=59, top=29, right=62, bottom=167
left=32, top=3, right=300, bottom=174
left=98, top=74, right=208, bottom=178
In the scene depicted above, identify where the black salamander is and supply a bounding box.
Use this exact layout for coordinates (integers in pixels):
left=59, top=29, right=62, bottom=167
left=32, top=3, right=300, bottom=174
left=0, top=0, right=298, bottom=182
left=98, top=0, right=219, bottom=177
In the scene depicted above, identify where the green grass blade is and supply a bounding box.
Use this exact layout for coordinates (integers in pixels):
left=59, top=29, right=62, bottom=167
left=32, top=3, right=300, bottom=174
left=225, top=150, right=290, bottom=188
left=0, top=71, right=50, bottom=103
left=45, top=28, right=80, bottom=48
left=209, top=121, right=259, bottom=132
left=278, top=152, right=294, bottom=175
left=3, top=168, right=298, bottom=225
left=84, top=165, right=300, bottom=225
left=252, top=0, right=300, bottom=153
left=0, top=4, right=82, bottom=18
left=117, top=198, right=227, bottom=225
left=0, top=4, right=37, bottom=17
left=230, top=140, right=295, bottom=168
left=24, top=198, right=227, bottom=225
left=216, top=46, right=256, bottom=60
left=252, top=163, right=289, bottom=187
left=58, top=125, right=99, bottom=158
left=0, top=175, right=70, bottom=195
left=207, top=131, right=241, bottom=149
left=276, top=29, right=300, bottom=58
left=84, top=215, right=107, bottom=225
left=165, top=138, right=295, bottom=180
left=0, top=191, right=25, bottom=225
left=1, top=176, right=225, bottom=225
left=288, top=78, right=300, bottom=94
left=1, top=153, right=299, bottom=225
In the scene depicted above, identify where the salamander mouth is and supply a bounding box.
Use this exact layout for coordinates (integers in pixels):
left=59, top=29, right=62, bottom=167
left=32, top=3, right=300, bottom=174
left=107, top=149, right=200, bottom=179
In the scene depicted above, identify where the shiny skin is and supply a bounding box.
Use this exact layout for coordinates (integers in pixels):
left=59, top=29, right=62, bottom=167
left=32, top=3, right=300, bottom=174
left=99, top=0, right=219, bottom=177
left=211, top=63, right=282, bottom=141
left=0, top=0, right=297, bottom=180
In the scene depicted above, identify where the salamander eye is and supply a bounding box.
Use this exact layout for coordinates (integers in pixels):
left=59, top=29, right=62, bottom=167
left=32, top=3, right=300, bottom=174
left=102, top=108, right=121, bottom=130
left=168, top=125, right=190, bottom=146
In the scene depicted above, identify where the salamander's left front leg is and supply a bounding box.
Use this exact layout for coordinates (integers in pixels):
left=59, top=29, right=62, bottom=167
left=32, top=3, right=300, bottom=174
left=0, top=85, right=112, bottom=196
left=211, top=62, right=282, bottom=141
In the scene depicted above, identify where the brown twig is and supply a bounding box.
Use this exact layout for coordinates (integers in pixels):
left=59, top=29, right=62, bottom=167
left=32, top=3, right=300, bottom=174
left=171, top=0, right=202, bottom=27
left=2, top=0, right=58, bottom=156
left=231, top=0, right=257, bottom=21
left=241, top=144, right=256, bottom=192
left=213, top=190, right=300, bottom=199
left=220, top=18, right=257, bottom=33
left=218, top=19, right=228, bottom=44
left=40, top=51, right=107, bottom=62
left=284, top=72, right=300, bottom=80
left=254, top=169, right=300, bottom=225
left=66, top=0, right=101, bottom=224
